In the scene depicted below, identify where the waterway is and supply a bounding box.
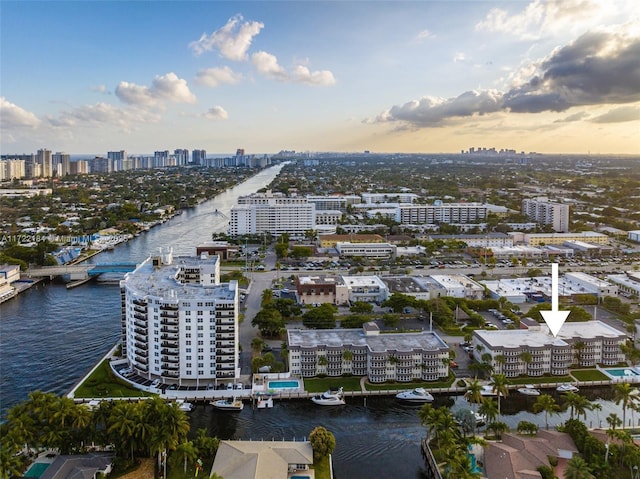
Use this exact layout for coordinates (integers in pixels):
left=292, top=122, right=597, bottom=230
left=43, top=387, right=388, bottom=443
left=0, top=162, right=635, bottom=478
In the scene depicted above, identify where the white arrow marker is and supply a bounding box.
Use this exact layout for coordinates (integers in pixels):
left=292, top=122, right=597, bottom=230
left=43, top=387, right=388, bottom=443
left=540, top=263, right=570, bottom=337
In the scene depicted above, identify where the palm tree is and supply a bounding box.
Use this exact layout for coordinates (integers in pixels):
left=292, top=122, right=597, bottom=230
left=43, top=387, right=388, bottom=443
left=251, top=337, right=265, bottom=353
left=173, top=440, right=198, bottom=474
left=519, top=351, right=533, bottom=374
left=494, top=354, right=506, bottom=374
left=490, top=374, right=509, bottom=418
left=478, top=398, right=499, bottom=425
left=562, top=392, right=600, bottom=421
left=614, top=383, right=638, bottom=429
left=108, top=401, right=138, bottom=459
left=564, top=456, right=595, bottom=479
left=418, top=404, right=439, bottom=442
left=573, top=341, right=586, bottom=366
left=465, top=380, right=483, bottom=413
left=533, top=394, right=560, bottom=430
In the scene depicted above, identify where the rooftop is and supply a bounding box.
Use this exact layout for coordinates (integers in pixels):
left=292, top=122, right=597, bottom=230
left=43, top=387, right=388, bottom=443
left=288, top=327, right=449, bottom=352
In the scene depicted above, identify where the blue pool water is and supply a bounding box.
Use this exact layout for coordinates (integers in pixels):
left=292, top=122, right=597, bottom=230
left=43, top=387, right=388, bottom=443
left=604, top=368, right=640, bottom=377
left=267, top=380, right=300, bottom=389
left=290, top=476, right=310, bottom=479
left=468, top=454, right=482, bottom=474
left=25, top=463, right=50, bottom=478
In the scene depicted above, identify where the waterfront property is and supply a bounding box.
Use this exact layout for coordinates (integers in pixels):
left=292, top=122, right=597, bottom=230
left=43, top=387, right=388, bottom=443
left=472, top=320, right=627, bottom=378
left=288, top=322, right=450, bottom=383
left=119, top=249, right=239, bottom=387
left=211, top=440, right=315, bottom=479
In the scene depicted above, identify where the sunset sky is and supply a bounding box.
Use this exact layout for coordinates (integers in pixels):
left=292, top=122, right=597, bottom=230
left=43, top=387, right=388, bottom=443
left=1, top=0, right=639, bottom=156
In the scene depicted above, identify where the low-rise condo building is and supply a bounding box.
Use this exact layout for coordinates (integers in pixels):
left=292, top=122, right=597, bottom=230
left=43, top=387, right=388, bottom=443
left=295, top=275, right=349, bottom=306
left=120, top=249, right=239, bottom=385
left=288, top=322, right=450, bottom=382
left=341, top=275, right=389, bottom=303
left=472, top=321, right=626, bottom=377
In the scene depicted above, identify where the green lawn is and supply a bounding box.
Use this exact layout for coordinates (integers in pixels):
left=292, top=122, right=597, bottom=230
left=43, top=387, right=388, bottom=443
left=74, top=359, right=152, bottom=398
left=506, top=375, right=574, bottom=385
left=365, top=373, right=456, bottom=391
left=570, top=369, right=610, bottom=381
left=303, top=377, right=363, bottom=393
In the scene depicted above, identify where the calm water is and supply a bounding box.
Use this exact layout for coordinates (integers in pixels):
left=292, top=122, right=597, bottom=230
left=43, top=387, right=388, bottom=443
left=0, top=162, right=634, bottom=478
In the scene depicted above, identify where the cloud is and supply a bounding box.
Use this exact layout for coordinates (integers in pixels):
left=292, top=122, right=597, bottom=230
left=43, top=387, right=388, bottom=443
left=91, top=85, right=109, bottom=94
left=475, top=0, right=606, bottom=40
left=553, top=111, right=590, bottom=123
left=453, top=52, right=466, bottom=63
left=251, top=51, right=288, bottom=80
left=415, top=29, right=435, bottom=42
left=47, top=102, right=161, bottom=130
left=251, top=51, right=336, bottom=86
left=0, top=97, right=41, bottom=129
left=591, top=106, right=640, bottom=123
left=195, top=66, right=243, bottom=87
left=372, top=28, right=640, bottom=126
left=115, top=72, right=196, bottom=107
left=189, top=14, right=264, bottom=61
left=293, top=65, right=336, bottom=86
left=203, top=106, right=229, bottom=120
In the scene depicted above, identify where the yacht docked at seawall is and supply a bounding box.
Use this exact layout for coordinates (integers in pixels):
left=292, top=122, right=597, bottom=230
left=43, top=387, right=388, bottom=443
left=311, top=387, right=346, bottom=406
left=211, top=397, right=244, bottom=411
left=395, top=387, right=434, bottom=403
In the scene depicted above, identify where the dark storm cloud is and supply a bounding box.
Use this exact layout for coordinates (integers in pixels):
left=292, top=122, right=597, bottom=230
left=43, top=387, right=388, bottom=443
left=373, top=29, right=640, bottom=127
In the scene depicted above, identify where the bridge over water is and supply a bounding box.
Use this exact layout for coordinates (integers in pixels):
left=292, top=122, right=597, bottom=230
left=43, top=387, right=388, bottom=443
left=27, top=262, right=138, bottom=280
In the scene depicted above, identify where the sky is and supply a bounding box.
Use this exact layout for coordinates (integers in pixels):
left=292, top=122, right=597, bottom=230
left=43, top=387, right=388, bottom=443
left=1, top=0, right=639, bottom=156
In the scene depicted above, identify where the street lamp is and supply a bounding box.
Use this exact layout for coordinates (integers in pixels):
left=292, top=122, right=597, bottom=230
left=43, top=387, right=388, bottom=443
left=633, top=465, right=638, bottom=479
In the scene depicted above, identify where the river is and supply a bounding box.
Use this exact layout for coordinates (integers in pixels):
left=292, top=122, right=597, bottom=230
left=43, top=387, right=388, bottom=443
left=0, top=163, right=634, bottom=478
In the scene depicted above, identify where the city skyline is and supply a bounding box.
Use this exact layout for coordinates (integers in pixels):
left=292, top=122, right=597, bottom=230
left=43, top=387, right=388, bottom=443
left=1, top=1, right=639, bottom=156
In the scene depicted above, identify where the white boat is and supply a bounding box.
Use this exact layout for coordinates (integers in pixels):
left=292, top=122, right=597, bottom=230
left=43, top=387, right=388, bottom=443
left=395, top=387, right=434, bottom=403
left=480, top=385, right=498, bottom=396
left=517, top=385, right=541, bottom=396
left=175, top=399, right=194, bottom=412
left=556, top=383, right=579, bottom=393
left=311, top=387, right=346, bottom=406
left=256, top=395, right=274, bottom=409
left=474, top=412, right=487, bottom=425
left=211, top=397, right=244, bottom=411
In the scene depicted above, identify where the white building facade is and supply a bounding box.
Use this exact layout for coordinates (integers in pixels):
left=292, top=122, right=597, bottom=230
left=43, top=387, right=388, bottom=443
left=396, top=202, right=487, bottom=225
left=288, top=322, right=450, bottom=382
left=522, top=197, right=570, bottom=232
left=120, top=250, right=239, bottom=385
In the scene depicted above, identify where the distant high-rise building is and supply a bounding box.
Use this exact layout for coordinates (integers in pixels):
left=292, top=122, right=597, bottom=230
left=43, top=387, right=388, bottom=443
left=174, top=149, right=189, bottom=166
left=192, top=149, right=206, bottom=165
left=154, top=150, right=169, bottom=168
left=522, top=197, right=570, bottom=233
left=36, top=148, right=52, bottom=177
left=108, top=150, right=127, bottom=171
left=52, top=152, right=71, bottom=176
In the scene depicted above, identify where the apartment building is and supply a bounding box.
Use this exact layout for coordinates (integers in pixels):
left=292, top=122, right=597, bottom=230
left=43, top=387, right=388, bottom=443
left=517, top=231, right=609, bottom=246
left=361, top=192, right=418, bottom=204
left=522, top=197, right=570, bottom=232
left=396, top=201, right=487, bottom=225
left=287, top=322, right=450, bottom=382
left=120, top=250, right=239, bottom=385
left=229, top=192, right=316, bottom=238
left=472, top=321, right=626, bottom=377
left=341, top=275, right=389, bottom=303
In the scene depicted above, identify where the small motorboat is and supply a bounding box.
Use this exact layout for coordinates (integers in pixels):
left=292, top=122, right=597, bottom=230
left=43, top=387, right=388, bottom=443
left=556, top=383, right=579, bottom=393
left=474, top=412, right=487, bottom=425
left=480, top=385, right=498, bottom=396
left=517, top=385, right=541, bottom=396
left=311, top=387, right=346, bottom=406
left=175, top=399, right=194, bottom=412
left=211, top=397, right=244, bottom=411
left=256, top=393, right=274, bottom=409
left=395, top=387, right=434, bottom=403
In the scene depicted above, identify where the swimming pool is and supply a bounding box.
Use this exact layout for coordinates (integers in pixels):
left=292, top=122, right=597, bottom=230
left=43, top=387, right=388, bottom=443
left=604, top=368, right=640, bottom=377
left=290, top=476, right=310, bottom=479
left=267, top=379, right=300, bottom=390
left=25, top=463, right=50, bottom=478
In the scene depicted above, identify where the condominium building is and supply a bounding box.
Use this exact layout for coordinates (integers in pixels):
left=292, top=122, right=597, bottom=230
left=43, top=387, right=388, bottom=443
left=396, top=202, right=487, bottom=225
left=428, top=274, right=484, bottom=300
left=36, top=148, right=52, bottom=178
left=120, top=250, right=239, bottom=385
left=229, top=192, right=315, bottom=238
left=287, top=322, right=450, bottom=382
left=306, top=195, right=361, bottom=212
left=0, top=159, right=26, bottom=180
left=52, top=152, right=71, bottom=176
left=522, top=197, right=570, bottom=232
left=362, top=192, right=419, bottom=204
left=472, top=321, right=626, bottom=377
